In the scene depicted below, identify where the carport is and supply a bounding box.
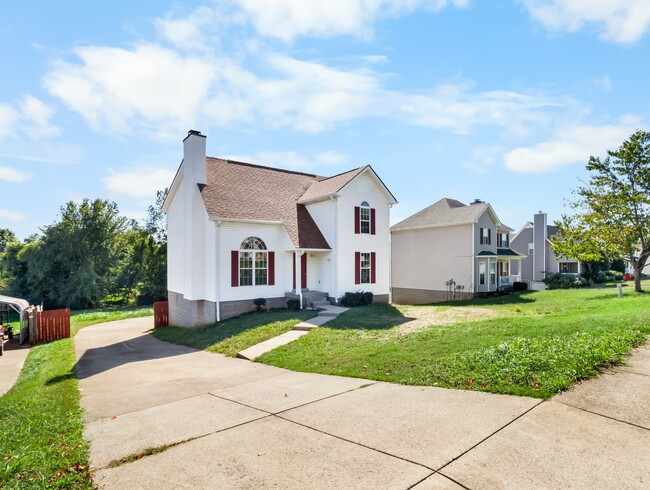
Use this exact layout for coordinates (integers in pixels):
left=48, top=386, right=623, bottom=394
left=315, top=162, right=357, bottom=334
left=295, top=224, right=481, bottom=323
left=0, top=295, right=32, bottom=345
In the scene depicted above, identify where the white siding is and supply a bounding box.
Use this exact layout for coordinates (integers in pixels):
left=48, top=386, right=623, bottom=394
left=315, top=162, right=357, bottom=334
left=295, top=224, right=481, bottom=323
left=166, top=172, right=185, bottom=294
left=218, top=222, right=294, bottom=302
left=304, top=199, right=336, bottom=294
left=336, top=171, right=392, bottom=298
left=392, top=224, right=473, bottom=292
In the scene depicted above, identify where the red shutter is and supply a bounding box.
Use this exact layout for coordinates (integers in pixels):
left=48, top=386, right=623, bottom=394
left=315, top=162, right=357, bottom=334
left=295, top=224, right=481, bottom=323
left=268, top=251, right=275, bottom=286
left=231, top=251, right=239, bottom=287
left=370, top=208, right=376, bottom=235
left=354, top=206, right=360, bottom=234
left=497, top=233, right=501, bottom=246
left=506, top=234, right=510, bottom=247
left=292, top=253, right=296, bottom=290
left=355, top=252, right=361, bottom=285
left=479, top=228, right=484, bottom=245
left=371, top=252, right=376, bottom=284
left=488, top=228, right=492, bottom=245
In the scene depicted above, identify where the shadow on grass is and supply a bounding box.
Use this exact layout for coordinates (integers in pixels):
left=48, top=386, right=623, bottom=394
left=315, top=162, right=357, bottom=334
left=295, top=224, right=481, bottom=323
left=152, top=309, right=317, bottom=351
left=443, top=291, right=537, bottom=307
left=324, top=303, right=416, bottom=331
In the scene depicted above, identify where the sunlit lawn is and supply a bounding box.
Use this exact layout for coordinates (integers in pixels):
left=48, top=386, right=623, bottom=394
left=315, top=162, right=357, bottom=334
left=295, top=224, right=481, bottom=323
left=258, top=283, right=650, bottom=399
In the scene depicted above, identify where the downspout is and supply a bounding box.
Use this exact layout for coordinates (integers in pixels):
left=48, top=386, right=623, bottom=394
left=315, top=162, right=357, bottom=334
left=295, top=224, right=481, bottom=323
left=332, top=195, right=339, bottom=301
left=297, top=250, right=303, bottom=309
left=471, top=223, right=475, bottom=296
left=215, top=221, right=221, bottom=322
left=388, top=202, right=393, bottom=303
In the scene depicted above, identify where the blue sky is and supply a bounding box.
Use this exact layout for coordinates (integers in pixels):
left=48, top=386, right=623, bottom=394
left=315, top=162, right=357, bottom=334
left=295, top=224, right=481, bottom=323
left=2, top=0, right=650, bottom=239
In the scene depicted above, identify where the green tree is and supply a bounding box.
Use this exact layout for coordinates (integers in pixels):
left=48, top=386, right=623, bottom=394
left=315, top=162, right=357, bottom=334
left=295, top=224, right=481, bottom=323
left=0, top=228, right=17, bottom=253
left=24, top=199, right=128, bottom=308
left=553, top=129, right=650, bottom=292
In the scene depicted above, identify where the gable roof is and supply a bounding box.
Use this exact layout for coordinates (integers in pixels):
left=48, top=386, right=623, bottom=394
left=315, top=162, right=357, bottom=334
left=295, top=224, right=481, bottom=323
left=200, top=158, right=331, bottom=249
left=392, top=198, right=493, bottom=231
left=298, top=167, right=366, bottom=203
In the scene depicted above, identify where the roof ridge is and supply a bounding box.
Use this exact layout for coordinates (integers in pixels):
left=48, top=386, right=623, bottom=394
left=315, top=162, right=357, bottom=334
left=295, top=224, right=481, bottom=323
left=206, top=156, right=323, bottom=179
left=311, top=165, right=366, bottom=183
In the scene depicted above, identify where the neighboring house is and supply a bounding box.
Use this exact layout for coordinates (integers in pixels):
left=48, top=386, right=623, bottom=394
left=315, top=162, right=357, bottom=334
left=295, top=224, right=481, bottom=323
left=391, top=198, right=523, bottom=305
left=510, top=212, right=581, bottom=286
left=163, top=130, right=397, bottom=327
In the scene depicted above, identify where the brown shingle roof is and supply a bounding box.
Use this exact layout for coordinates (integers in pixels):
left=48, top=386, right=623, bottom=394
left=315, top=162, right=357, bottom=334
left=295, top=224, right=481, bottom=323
left=200, top=158, right=330, bottom=249
left=298, top=166, right=367, bottom=203
left=392, top=198, right=489, bottom=231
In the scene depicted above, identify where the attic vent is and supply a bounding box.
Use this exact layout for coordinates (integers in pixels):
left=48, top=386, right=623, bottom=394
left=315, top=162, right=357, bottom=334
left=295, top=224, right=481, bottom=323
left=471, top=199, right=484, bottom=205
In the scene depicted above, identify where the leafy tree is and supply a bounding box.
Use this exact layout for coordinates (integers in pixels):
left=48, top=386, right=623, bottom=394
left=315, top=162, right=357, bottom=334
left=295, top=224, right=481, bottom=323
left=0, top=228, right=17, bottom=253
left=552, top=130, right=650, bottom=292
left=145, top=188, right=168, bottom=244
left=20, top=199, right=128, bottom=308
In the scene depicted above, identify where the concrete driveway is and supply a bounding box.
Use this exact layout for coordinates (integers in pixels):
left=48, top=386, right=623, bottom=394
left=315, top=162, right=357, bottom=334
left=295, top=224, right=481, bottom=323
left=75, top=317, right=650, bottom=489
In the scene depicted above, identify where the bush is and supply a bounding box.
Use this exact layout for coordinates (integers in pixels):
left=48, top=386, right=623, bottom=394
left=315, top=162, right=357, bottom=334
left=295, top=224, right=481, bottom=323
left=512, top=281, right=528, bottom=292
left=543, top=273, right=587, bottom=289
left=340, top=291, right=374, bottom=307
left=594, top=270, right=624, bottom=283
left=286, top=299, right=300, bottom=311
left=253, top=298, right=266, bottom=311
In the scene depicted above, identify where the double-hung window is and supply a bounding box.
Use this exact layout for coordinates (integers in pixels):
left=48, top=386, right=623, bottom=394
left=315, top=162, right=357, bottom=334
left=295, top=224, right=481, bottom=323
left=355, top=251, right=376, bottom=284
left=355, top=201, right=375, bottom=235
left=232, top=237, right=274, bottom=287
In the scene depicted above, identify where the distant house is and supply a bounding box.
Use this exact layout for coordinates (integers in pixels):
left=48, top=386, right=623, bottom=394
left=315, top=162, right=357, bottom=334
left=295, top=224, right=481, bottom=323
left=391, top=198, right=524, bottom=305
left=510, top=212, right=581, bottom=286
left=163, top=130, right=397, bottom=327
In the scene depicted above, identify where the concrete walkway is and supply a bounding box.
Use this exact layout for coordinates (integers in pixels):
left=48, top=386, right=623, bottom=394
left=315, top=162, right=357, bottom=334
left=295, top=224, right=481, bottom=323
left=75, top=317, right=650, bottom=489
left=0, top=338, right=31, bottom=396
left=237, top=304, right=348, bottom=360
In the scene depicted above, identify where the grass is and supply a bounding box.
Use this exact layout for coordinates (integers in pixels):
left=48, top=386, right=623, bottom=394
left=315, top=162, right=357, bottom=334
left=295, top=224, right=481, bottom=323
left=152, top=309, right=319, bottom=357
left=258, top=285, right=650, bottom=399
left=0, top=305, right=153, bottom=489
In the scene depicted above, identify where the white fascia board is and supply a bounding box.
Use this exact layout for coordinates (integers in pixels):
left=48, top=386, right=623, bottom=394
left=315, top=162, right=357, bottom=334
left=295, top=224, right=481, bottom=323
left=339, top=166, right=398, bottom=205
left=208, top=217, right=283, bottom=225
left=162, top=160, right=184, bottom=212
left=511, top=222, right=533, bottom=242
left=293, top=248, right=332, bottom=253
left=297, top=193, right=340, bottom=205
left=391, top=221, right=472, bottom=233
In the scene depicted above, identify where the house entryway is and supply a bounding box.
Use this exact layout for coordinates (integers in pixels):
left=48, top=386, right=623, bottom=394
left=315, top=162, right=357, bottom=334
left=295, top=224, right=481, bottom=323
left=292, top=253, right=308, bottom=289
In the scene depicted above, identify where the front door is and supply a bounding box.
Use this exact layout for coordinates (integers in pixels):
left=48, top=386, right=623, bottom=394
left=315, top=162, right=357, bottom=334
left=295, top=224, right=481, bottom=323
left=301, top=253, right=308, bottom=289
left=478, top=260, right=487, bottom=292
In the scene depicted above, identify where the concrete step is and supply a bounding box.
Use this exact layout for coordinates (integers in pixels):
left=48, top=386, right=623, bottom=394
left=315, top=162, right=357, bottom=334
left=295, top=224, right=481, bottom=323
left=311, top=301, right=331, bottom=308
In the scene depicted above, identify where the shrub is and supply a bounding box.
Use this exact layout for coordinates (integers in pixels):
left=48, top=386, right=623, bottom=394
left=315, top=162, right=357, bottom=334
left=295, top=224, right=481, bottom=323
left=286, top=299, right=300, bottom=311
left=340, top=291, right=374, bottom=307
left=512, top=281, right=528, bottom=292
left=543, top=273, right=587, bottom=289
left=594, top=270, right=624, bottom=283
left=253, top=298, right=266, bottom=311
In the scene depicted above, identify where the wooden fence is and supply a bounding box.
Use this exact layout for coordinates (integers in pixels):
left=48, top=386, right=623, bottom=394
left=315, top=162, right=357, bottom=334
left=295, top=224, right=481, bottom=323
left=36, top=308, right=71, bottom=343
left=154, top=301, right=169, bottom=328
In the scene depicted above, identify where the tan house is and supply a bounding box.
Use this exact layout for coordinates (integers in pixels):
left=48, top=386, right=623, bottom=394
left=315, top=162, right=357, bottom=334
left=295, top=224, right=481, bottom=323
left=391, top=198, right=524, bottom=304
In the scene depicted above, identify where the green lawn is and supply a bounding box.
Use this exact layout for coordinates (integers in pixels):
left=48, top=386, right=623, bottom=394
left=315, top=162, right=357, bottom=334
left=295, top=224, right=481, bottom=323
left=152, top=310, right=318, bottom=357
left=258, top=285, right=650, bottom=399
left=0, top=306, right=153, bottom=489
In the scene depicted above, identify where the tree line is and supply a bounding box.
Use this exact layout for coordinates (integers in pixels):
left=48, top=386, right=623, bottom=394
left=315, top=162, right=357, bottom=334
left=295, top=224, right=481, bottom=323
left=0, top=190, right=168, bottom=310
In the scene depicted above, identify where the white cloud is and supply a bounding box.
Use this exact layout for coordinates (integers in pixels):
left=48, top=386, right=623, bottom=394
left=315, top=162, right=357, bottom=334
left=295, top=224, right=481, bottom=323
left=234, top=0, right=469, bottom=41
left=0, top=105, right=19, bottom=138
left=462, top=145, right=504, bottom=174
left=224, top=149, right=349, bottom=170
left=593, top=74, right=612, bottom=91
left=104, top=167, right=176, bottom=199
left=0, top=96, right=59, bottom=140
left=0, top=166, right=31, bottom=183
left=520, top=0, right=650, bottom=43
left=44, top=44, right=216, bottom=140
left=155, top=6, right=218, bottom=50
left=504, top=118, right=639, bottom=173
left=0, top=209, right=26, bottom=221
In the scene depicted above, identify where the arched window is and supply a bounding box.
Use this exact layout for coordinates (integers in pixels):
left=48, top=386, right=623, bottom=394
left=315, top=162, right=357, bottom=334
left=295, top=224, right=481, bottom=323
left=240, top=237, right=267, bottom=250
left=238, top=237, right=269, bottom=286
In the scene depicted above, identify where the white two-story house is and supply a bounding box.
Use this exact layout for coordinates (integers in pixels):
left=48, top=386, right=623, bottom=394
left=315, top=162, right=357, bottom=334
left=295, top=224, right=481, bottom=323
left=391, top=198, right=524, bottom=304
left=163, top=130, right=397, bottom=327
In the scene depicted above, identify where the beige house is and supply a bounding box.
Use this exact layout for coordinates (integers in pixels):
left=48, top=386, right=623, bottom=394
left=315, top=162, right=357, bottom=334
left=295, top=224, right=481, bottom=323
left=391, top=198, right=524, bottom=305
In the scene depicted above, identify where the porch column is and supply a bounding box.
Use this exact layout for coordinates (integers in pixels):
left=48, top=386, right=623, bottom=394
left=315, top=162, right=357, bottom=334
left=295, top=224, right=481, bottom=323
left=295, top=250, right=303, bottom=309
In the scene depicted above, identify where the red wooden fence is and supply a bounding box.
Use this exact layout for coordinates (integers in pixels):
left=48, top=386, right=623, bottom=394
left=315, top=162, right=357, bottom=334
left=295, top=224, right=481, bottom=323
left=36, top=308, right=71, bottom=343
left=154, top=301, right=169, bottom=328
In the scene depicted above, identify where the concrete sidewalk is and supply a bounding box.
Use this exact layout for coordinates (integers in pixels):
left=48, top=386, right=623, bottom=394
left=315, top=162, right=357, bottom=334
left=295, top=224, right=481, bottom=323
left=0, top=338, right=31, bottom=397
left=75, top=317, right=650, bottom=489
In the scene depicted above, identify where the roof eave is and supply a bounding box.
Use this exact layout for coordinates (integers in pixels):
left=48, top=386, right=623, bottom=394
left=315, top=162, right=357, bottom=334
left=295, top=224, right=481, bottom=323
left=391, top=221, right=473, bottom=233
